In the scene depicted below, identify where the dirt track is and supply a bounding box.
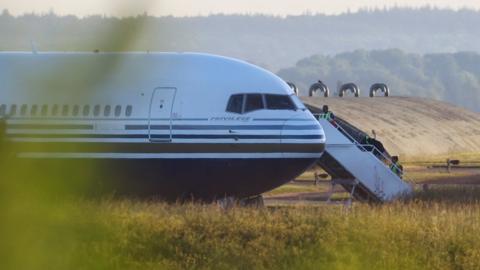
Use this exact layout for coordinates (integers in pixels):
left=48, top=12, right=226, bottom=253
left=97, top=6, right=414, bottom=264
left=421, top=174, right=480, bottom=185
left=302, top=96, right=480, bottom=158
left=265, top=167, right=480, bottom=205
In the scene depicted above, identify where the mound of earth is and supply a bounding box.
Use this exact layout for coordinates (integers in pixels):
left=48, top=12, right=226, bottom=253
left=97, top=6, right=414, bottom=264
left=302, top=96, right=480, bottom=158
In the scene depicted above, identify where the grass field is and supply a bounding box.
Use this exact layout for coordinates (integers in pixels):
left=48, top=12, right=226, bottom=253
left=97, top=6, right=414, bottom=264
left=2, top=185, right=480, bottom=270
left=264, top=183, right=326, bottom=196
left=1, top=146, right=480, bottom=269
left=403, top=152, right=480, bottom=165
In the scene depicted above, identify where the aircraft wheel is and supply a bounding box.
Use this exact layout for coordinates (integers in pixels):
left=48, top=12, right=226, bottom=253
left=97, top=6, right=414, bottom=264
left=239, top=195, right=264, bottom=208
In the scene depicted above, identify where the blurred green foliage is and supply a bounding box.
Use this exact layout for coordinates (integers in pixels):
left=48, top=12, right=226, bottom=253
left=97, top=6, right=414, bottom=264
left=0, top=130, right=110, bottom=269
left=0, top=13, right=143, bottom=267
left=1, top=7, right=480, bottom=269
left=2, top=152, right=480, bottom=270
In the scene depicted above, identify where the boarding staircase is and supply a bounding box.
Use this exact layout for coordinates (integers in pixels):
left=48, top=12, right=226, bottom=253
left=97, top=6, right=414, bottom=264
left=315, top=116, right=413, bottom=203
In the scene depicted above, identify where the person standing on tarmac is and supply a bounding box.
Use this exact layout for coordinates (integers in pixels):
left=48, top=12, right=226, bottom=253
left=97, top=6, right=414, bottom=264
left=390, top=156, right=404, bottom=179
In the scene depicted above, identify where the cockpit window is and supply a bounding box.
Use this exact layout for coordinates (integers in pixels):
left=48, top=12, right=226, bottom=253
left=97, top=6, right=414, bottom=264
left=290, top=94, right=306, bottom=110
left=244, top=94, right=264, bottom=113
left=226, top=94, right=244, bottom=114
left=265, top=94, right=296, bottom=110
left=227, top=93, right=297, bottom=114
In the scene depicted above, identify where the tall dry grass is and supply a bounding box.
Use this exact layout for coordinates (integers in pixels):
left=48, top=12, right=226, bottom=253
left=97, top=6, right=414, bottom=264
left=3, top=186, right=480, bottom=269
left=1, top=126, right=480, bottom=270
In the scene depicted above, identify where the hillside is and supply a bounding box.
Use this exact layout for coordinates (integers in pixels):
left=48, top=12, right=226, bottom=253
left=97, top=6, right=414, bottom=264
left=2, top=11, right=480, bottom=112
left=279, top=50, right=480, bottom=112
left=302, top=96, right=480, bottom=158
left=2, top=8, right=480, bottom=71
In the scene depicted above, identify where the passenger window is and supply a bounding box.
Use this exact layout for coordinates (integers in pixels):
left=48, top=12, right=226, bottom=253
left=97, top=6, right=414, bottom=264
left=226, top=94, right=244, bottom=114
left=52, top=104, right=59, bottom=116
left=244, top=94, right=264, bottom=113
left=94, top=105, right=101, bottom=117
left=0, top=104, right=6, bottom=116
left=114, top=105, right=122, bottom=117
left=41, top=105, right=48, bottom=116
left=104, top=105, right=111, bottom=117
left=83, top=105, right=90, bottom=116
left=62, top=105, right=69, bottom=116
left=125, top=105, right=133, bottom=117
left=72, top=105, right=80, bottom=117
left=265, top=95, right=296, bottom=110
left=31, top=105, right=38, bottom=116
left=9, top=104, right=17, bottom=116
left=20, top=104, right=28, bottom=116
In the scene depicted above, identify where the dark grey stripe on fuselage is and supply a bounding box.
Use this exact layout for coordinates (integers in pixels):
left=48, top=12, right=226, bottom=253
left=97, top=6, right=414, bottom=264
left=6, top=123, right=319, bottom=131
left=11, top=141, right=325, bottom=154
left=6, top=117, right=209, bottom=121
left=8, top=133, right=323, bottom=140
left=253, top=118, right=313, bottom=121
left=7, top=117, right=311, bottom=120
left=125, top=125, right=319, bottom=130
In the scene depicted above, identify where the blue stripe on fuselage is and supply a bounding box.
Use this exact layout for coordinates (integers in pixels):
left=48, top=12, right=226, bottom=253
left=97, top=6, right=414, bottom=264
left=125, top=125, right=319, bottom=130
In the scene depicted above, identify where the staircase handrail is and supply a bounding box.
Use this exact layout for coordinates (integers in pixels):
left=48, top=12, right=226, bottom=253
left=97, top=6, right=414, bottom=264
left=314, top=113, right=417, bottom=185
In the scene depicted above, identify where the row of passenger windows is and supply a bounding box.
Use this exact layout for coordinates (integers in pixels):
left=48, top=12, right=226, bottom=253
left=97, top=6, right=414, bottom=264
left=0, top=104, right=133, bottom=118
left=226, top=94, right=296, bottom=114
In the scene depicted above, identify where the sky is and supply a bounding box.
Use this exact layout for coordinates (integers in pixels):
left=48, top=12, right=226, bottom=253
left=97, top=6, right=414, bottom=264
left=1, top=0, right=480, bottom=17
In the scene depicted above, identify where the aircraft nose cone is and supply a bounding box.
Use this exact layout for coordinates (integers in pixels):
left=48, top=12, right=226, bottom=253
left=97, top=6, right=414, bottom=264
left=280, top=116, right=325, bottom=158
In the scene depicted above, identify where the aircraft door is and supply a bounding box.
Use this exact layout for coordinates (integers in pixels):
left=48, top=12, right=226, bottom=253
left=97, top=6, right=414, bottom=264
left=149, top=87, right=177, bottom=142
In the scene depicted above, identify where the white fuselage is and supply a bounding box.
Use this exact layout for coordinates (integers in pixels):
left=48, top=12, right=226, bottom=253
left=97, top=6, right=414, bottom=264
left=0, top=52, right=325, bottom=200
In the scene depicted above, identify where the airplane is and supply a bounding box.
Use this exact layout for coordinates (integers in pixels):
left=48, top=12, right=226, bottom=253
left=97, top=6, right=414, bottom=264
left=0, top=52, right=325, bottom=202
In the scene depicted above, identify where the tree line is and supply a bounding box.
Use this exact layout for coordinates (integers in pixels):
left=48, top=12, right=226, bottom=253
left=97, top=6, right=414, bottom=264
left=2, top=8, right=480, bottom=71
left=1, top=8, right=479, bottom=111
left=278, top=49, right=480, bottom=112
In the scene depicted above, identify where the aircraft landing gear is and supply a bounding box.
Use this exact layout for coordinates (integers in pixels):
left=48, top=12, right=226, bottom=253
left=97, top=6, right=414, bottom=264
left=239, top=195, right=264, bottom=208
left=216, top=195, right=265, bottom=209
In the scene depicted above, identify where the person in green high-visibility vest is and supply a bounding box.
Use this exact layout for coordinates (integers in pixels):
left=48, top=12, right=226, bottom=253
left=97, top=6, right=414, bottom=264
left=320, top=105, right=335, bottom=121
left=390, top=156, right=404, bottom=179
left=319, top=105, right=339, bottom=128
